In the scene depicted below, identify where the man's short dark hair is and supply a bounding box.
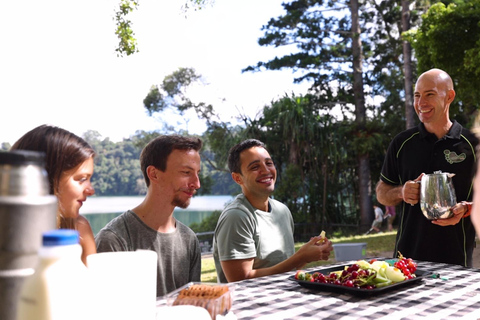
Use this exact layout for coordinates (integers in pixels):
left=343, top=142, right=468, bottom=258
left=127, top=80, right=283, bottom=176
left=140, top=135, right=202, bottom=187
left=227, top=139, right=266, bottom=174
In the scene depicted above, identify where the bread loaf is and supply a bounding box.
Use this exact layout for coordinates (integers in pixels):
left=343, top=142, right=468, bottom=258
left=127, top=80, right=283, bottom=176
left=172, top=284, right=231, bottom=319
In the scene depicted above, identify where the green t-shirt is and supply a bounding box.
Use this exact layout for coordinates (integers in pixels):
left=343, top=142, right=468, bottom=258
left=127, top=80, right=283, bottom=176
left=213, top=194, right=295, bottom=283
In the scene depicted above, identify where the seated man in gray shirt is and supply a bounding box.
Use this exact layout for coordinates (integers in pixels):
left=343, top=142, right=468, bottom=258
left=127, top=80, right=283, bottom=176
left=213, top=139, right=333, bottom=283
left=95, top=135, right=202, bottom=297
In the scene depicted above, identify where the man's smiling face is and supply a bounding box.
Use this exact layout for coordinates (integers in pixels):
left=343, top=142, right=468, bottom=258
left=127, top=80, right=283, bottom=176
left=413, top=71, right=453, bottom=126
left=234, top=146, right=277, bottom=199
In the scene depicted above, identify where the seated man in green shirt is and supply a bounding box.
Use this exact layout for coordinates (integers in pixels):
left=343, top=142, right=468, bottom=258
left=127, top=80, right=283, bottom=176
left=213, top=139, right=333, bottom=283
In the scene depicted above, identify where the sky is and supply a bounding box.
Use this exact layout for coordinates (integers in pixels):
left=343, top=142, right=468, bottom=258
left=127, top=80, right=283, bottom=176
left=0, top=0, right=311, bottom=145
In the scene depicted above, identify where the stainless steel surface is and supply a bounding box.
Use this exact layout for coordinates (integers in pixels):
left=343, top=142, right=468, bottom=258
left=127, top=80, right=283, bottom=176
left=0, top=150, right=50, bottom=196
left=420, top=171, right=456, bottom=220
left=0, top=150, right=57, bottom=320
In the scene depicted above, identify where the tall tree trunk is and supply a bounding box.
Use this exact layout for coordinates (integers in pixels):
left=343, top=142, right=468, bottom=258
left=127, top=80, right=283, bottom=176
left=321, top=163, right=327, bottom=228
left=351, top=0, right=372, bottom=230
left=402, top=0, right=415, bottom=129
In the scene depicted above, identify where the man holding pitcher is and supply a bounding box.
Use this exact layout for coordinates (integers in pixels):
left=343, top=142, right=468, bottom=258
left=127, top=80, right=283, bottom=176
left=376, top=68, right=477, bottom=267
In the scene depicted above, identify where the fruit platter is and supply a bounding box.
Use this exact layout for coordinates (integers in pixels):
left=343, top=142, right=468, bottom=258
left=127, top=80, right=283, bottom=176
left=289, top=255, right=432, bottom=296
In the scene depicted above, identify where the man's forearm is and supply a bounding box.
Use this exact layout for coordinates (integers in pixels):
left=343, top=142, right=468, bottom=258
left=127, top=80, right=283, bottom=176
left=376, top=180, right=403, bottom=206
left=249, top=253, right=305, bottom=280
left=222, top=254, right=303, bottom=282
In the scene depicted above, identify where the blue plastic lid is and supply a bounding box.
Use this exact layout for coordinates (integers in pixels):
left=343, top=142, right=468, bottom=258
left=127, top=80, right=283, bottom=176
left=42, top=230, right=79, bottom=246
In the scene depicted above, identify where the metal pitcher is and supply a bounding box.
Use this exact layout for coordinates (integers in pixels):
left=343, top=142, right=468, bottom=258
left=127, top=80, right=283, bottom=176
left=0, top=150, right=57, bottom=320
left=420, top=171, right=456, bottom=220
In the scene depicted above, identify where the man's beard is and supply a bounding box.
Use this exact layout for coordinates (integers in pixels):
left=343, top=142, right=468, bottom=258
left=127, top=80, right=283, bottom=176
left=171, top=195, right=192, bottom=209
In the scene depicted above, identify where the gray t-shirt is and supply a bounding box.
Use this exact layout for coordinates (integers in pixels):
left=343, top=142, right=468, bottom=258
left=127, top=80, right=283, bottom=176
left=213, top=194, right=295, bottom=283
left=95, top=210, right=201, bottom=297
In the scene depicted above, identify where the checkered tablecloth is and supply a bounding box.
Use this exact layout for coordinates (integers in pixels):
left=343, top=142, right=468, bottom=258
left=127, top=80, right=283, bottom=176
left=157, top=261, right=480, bottom=320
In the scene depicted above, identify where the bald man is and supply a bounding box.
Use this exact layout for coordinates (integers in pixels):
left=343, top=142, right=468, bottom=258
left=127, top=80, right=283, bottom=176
left=376, top=68, right=478, bottom=267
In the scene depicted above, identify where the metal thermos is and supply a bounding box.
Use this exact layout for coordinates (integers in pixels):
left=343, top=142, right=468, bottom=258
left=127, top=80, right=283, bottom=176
left=0, top=150, right=57, bottom=320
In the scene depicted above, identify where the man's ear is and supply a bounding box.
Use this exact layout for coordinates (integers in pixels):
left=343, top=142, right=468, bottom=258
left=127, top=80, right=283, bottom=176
left=232, top=172, right=243, bottom=186
left=146, top=165, right=159, bottom=182
left=447, top=89, right=456, bottom=104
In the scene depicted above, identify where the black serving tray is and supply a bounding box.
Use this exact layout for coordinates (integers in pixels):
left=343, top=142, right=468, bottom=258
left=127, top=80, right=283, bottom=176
left=288, top=263, right=432, bottom=297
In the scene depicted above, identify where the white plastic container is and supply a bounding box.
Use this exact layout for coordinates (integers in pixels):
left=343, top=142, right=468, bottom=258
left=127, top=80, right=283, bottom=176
left=87, top=250, right=157, bottom=320
left=332, top=243, right=367, bottom=262
left=16, top=229, right=91, bottom=320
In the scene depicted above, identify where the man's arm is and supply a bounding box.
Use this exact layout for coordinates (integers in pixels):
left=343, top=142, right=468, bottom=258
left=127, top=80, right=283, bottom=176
left=376, top=174, right=423, bottom=207
left=377, top=175, right=467, bottom=227
left=220, top=236, right=333, bottom=282
left=376, top=181, right=403, bottom=206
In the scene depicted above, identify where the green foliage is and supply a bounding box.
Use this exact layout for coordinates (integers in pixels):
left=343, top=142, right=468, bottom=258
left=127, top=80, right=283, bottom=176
left=85, top=212, right=121, bottom=236
left=114, top=0, right=139, bottom=57
left=199, top=148, right=239, bottom=195
left=84, top=132, right=145, bottom=195
left=189, top=210, right=222, bottom=233
left=75, top=130, right=232, bottom=196
left=143, top=86, right=165, bottom=115
left=244, top=0, right=353, bottom=96
left=143, top=67, right=216, bottom=124
left=183, top=0, right=215, bottom=11
left=113, top=0, right=216, bottom=56
left=163, top=67, right=201, bottom=96
left=347, top=119, right=391, bottom=157
left=240, top=0, right=432, bottom=228
left=204, top=93, right=393, bottom=230
left=406, top=0, right=480, bottom=125
left=244, top=0, right=415, bottom=120
left=203, top=123, right=247, bottom=171
left=274, top=164, right=304, bottom=216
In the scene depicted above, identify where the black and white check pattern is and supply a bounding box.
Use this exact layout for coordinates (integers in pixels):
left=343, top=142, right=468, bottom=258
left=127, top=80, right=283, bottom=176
left=230, top=261, right=480, bottom=319
left=156, top=261, right=480, bottom=319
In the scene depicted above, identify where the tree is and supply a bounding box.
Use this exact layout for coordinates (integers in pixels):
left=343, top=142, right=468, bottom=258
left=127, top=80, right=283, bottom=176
left=401, top=0, right=416, bottom=129
left=216, top=92, right=392, bottom=235
left=114, top=0, right=139, bottom=57
left=83, top=132, right=145, bottom=196
left=350, top=0, right=372, bottom=229
left=143, top=67, right=216, bottom=126
left=241, top=0, right=441, bottom=229
left=244, top=0, right=386, bottom=229
left=405, top=0, right=480, bottom=126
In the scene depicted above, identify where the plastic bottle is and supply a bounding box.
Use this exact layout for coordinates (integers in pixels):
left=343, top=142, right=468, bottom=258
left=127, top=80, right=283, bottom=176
left=16, top=229, right=91, bottom=320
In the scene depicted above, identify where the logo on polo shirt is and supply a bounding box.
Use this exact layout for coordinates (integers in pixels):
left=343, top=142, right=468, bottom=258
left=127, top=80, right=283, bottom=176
left=444, top=149, right=466, bottom=164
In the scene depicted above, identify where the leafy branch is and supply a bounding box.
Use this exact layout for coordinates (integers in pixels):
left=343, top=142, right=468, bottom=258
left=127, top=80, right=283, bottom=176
left=113, top=0, right=215, bottom=56
left=114, top=0, right=139, bottom=57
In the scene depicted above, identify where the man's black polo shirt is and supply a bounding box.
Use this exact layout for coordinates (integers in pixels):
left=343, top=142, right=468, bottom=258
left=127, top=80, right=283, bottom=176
left=380, top=120, right=478, bottom=267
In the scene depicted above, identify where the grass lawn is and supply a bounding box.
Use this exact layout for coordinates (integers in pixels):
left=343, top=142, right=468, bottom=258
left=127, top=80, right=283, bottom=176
left=201, top=231, right=397, bottom=282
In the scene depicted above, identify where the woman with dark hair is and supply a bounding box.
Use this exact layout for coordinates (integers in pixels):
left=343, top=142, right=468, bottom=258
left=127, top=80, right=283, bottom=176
left=11, top=124, right=96, bottom=265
